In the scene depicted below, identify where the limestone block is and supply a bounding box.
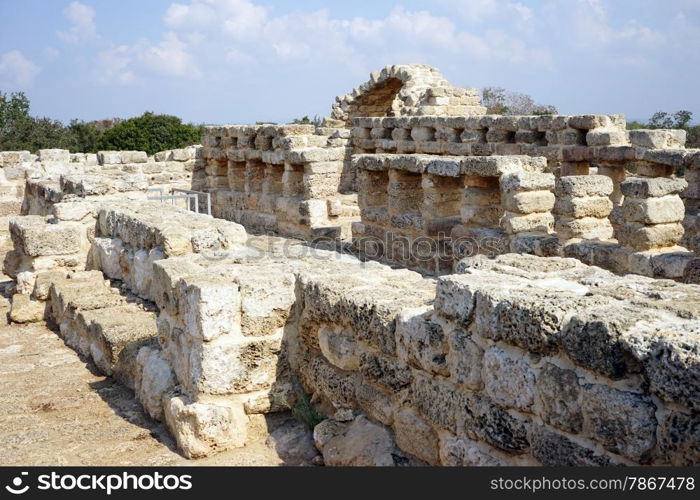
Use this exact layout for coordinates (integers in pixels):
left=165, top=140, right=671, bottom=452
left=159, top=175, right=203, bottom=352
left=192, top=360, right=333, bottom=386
left=502, top=191, right=555, bottom=214
left=622, top=195, right=685, bottom=224
left=10, top=217, right=82, bottom=257
left=530, top=427, right=611, bottom=466
left=392, top=406, right=440, bottom=464
left=654, top=410, right=700, bottom=465
left=482, top=346, right=536, bottom=411
left=52, top=201, right=96, bottom=222
left=80, top=306, right=158, bottom=376
left=321, top=416, right=402, bottom=466
left=32, top=270, right=68, bottom=301
left=301, top=355, right=355, bottom=409
left=620, top=177, right=687, bottom=198
left=560, top=309, right=644, bottom=379
left=359, top=351, right=412, bottom=392
left=499, top=171, right=555, bottom=193
left=555, top=175, right=613, bottom=198
left=555, top=217, right=614, bottom=241
left=179, top=277, right=242, bottom=341
left=553, top=196, right=612, bottom=218
left=9, top=294, right=44, bottom=323
left=445, top=327, right=483, bottom=389
left=135, top=346, right=175, bottom=421
left=617, top=222, right=684, bottom=251
left=629, top=129, right=686, bottom=149
left=581, top=384, right=657, bottom=462
left=97, top=151, right=122, bottom=165
left=535, top=363, right=582, bottom=433
left=463, top=392, right=530, bottom=454
left=586, top=128, right=627, bottom=146
left=501, top=211, right=554, bottom=234
left=91, top=237, right=124, bottom=280
left=621, top=319, right=700, bottom=411
left=395, top=307, right=448, bottom=376
left=354, top=381, right=396, bottom=426
left=163, top=395, right=247, bottom=459
left=236, top=268, right=296, bottom=336
left=438, top=434, right=505, bottom=466
left=410, top=373, right=462, bottom=433
left=120, top=151, right=148, bottom=163
left=170, top=333, right=283, bottom=396
left=38, top=149, right=71, bottom=163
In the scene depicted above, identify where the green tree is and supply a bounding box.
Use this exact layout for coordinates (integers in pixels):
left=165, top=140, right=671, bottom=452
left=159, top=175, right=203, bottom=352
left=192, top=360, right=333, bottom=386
left=65, top=119, right=105, bottom=153
left=97, top=112, right=202, bottom=155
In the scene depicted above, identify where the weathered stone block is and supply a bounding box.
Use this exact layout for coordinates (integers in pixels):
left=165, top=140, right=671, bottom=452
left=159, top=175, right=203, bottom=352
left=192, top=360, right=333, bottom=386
left=395, top=308, right=448, bottom=376
left=581, top=384, right=657, bottom=462
left=163, top=396, right=247, bottom=459
left=535, top=363, right=582, bottom=433
left=393, top=406, right=439, bottom=464
left=530, top=427, right=611, bottom=466
left=620, top=177, right=687, bottom=198
left=622, top=195, right=685, bottom=224
left=445, top=327, right=483, bottom=389
left=482, top=346, right=536, bottom=411
left=553, top=196, right=613, bottom=218
left=502, top=191, right=555, bottom=214
left=617, top=222, right=684, bottom=251
left=561, top=309, right=643, bottom=379
left=555, top=175, right=613, bottom=197
left=11, top=217, right=82, bottom=257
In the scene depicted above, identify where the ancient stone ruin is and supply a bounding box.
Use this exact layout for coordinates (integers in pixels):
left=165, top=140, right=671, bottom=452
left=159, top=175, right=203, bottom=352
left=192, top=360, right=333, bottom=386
left=1, top=64, right=698, bottom=465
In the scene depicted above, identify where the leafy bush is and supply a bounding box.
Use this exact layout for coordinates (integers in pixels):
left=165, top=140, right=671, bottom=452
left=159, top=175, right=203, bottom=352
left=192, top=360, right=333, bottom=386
left=97, top=112, right=202, bottom=155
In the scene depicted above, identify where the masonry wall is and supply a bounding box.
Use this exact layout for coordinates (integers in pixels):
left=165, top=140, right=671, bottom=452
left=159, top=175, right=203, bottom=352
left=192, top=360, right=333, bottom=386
left=294, top=254, right=700, bottom=466
left=200, top=124, right=359, bottom=240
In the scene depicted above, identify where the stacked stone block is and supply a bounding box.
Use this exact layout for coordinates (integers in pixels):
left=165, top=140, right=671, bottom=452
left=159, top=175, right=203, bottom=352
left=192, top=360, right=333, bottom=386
left=201, top=124, right=358, bottom=240
left=500, top=171, right=556, bottom=254
left=554, top=176, right=614, bottom=242
left=330, top=64, right=486, bottom=126
left=617, top=177, right=694, bottom=278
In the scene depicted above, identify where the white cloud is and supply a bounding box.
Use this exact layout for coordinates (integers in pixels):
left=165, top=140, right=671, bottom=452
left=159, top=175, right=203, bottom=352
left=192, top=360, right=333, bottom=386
left=138, top=32, right=198, bottom=77
left=93, top=45, right=135, bottom=85
left=155, top=0, right=552, bottom=72
left=58, top=1, right=98, bottom=44
left=553, top=0, right=664, bottom=50
left=92, top=32, right=199, bottom=85
left=0, top=50, right=41, bottom=87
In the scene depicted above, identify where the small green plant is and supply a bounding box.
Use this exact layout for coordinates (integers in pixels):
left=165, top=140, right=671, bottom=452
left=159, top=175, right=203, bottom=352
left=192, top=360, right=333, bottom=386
left=291, top=377, right=324, bottom=429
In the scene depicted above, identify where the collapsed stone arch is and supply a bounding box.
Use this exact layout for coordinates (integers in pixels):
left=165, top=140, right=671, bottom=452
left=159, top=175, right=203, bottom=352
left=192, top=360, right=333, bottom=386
left=329, top=64, right=486, bottom=126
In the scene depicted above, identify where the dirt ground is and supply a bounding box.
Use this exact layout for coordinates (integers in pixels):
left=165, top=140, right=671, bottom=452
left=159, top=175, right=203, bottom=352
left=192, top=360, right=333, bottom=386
left=0, top=292, right=311, bottom=467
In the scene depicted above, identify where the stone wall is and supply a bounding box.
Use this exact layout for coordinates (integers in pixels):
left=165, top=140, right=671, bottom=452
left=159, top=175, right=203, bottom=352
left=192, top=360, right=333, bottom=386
left=200, top=124, right=358, bottom=240
left=329, top=64, right=486, bottom=126
left=294, top=253, right=700, bottom=466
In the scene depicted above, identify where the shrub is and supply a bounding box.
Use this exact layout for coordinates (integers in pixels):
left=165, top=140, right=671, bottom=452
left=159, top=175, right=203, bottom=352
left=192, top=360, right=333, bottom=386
left=97, top=112, right=202, bottom=155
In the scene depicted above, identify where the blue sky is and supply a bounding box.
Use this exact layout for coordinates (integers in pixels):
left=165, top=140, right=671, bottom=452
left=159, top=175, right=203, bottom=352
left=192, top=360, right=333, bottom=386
left=1, top=0, right=699, bottom=125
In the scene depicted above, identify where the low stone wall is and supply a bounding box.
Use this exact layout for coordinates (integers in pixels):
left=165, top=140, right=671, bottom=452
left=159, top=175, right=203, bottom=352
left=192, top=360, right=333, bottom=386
left=294, top=253, right=700, bottom=466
